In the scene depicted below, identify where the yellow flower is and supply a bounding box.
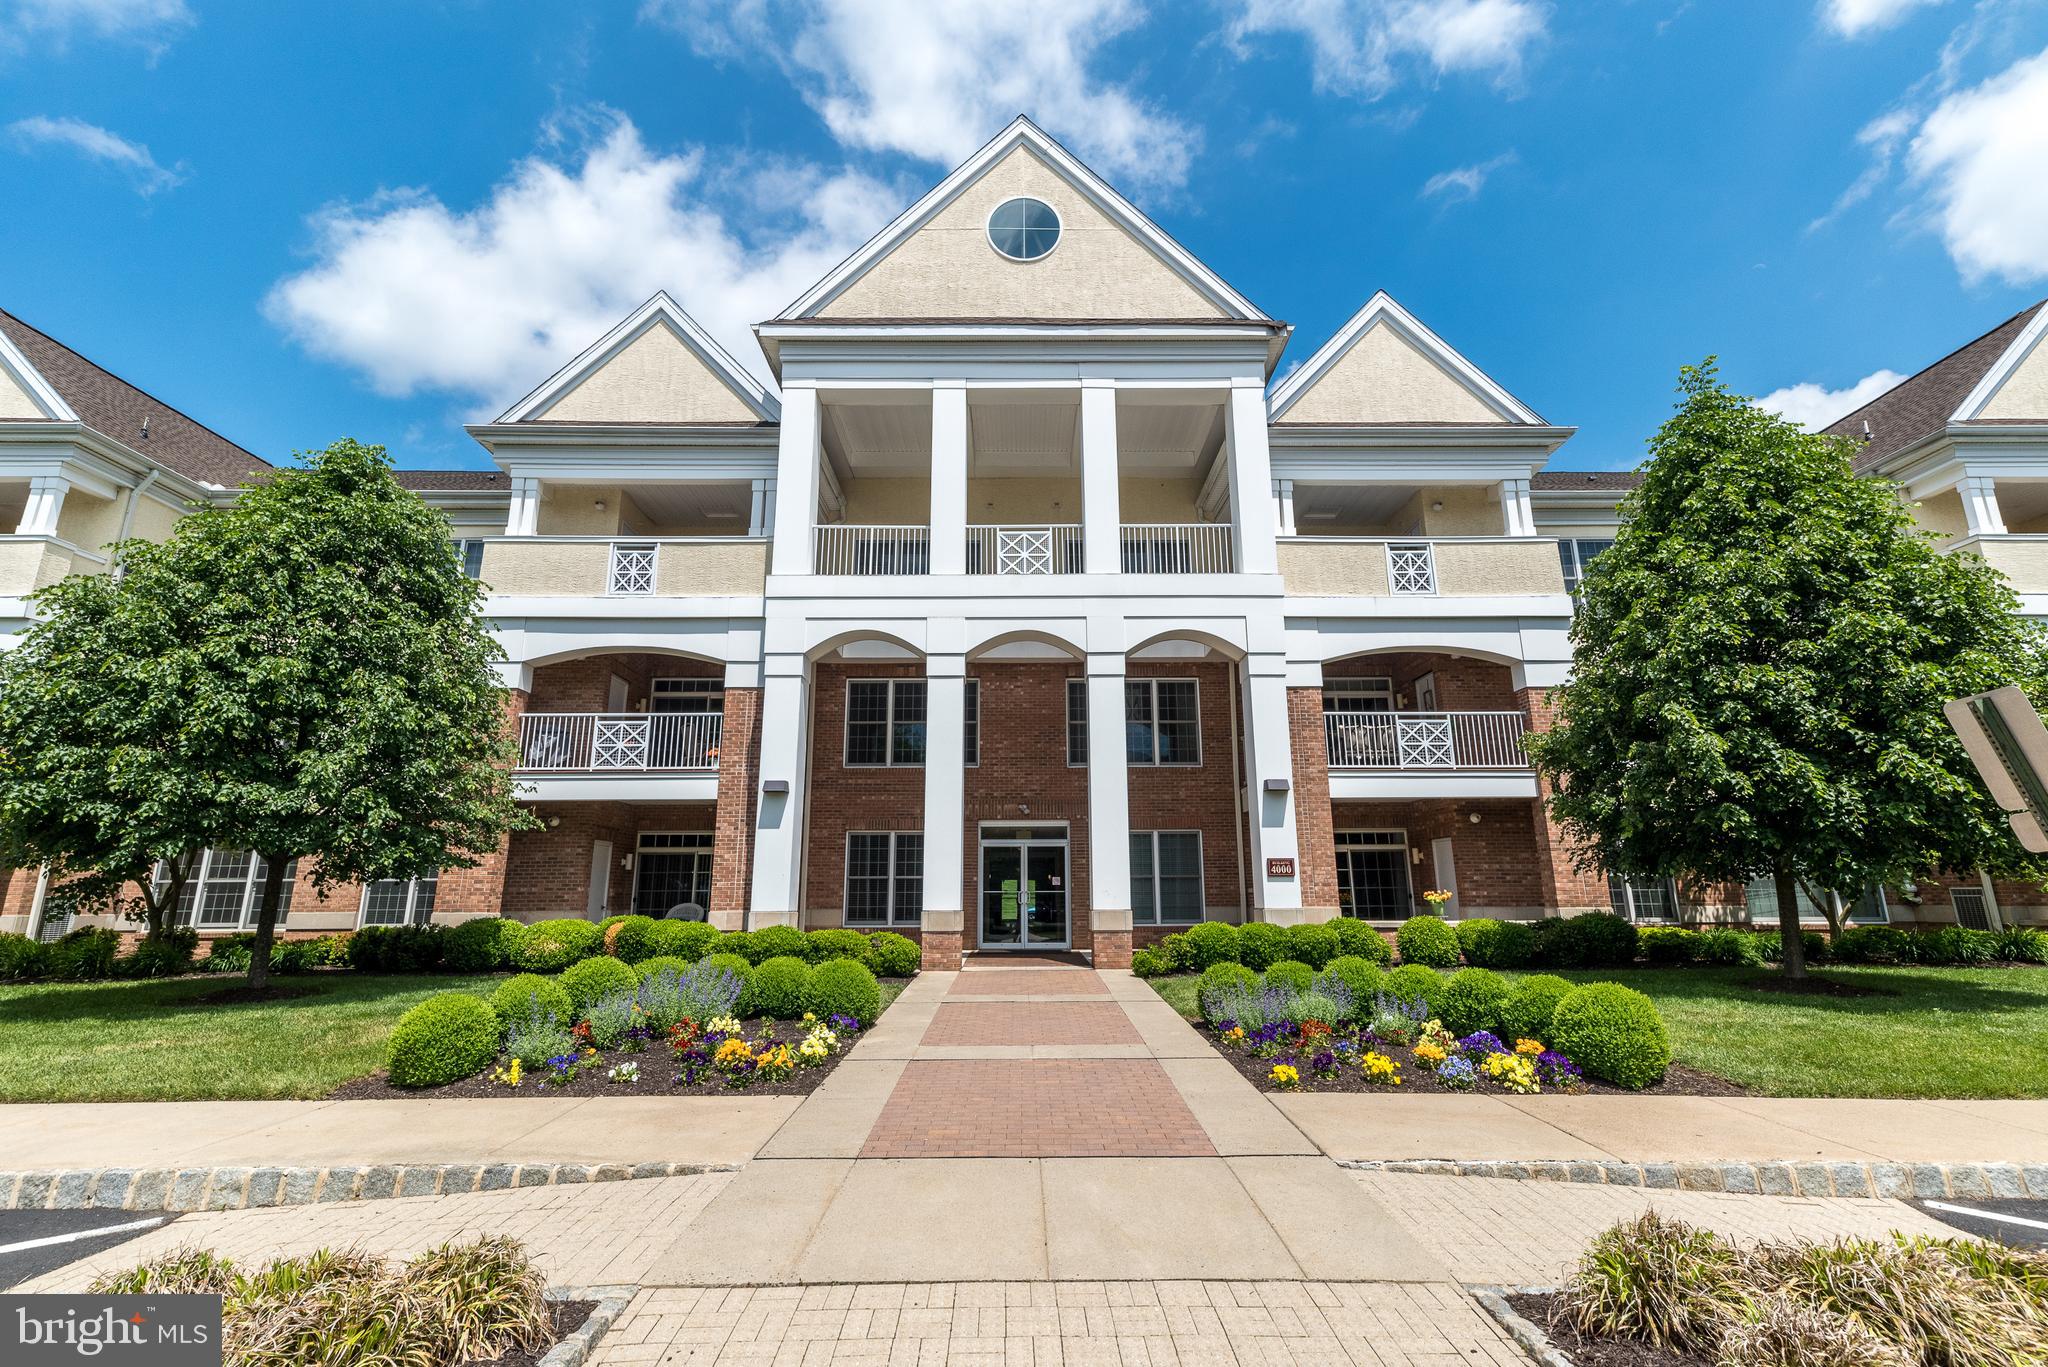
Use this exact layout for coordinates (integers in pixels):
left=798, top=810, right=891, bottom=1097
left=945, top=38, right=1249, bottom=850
left=714, top=1038, right=754, bottom=1067
left=1414, top=1041, right=1447, bottom=1066
left=1269, top=1064, right=1301, bottom=1089
left=1514, top=1038, right=1544, bottom=1056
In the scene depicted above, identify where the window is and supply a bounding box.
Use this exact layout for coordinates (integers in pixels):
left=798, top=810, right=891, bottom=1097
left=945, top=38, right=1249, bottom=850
left=1608, top=875, right=1677, bottom=922
left=845, top=679, right=927, bottom=766
left=845, top=832, right=923, bottom=925
left=1558, top=538, right=1616, bottom=597
left=1066, top=678, right=1089, bottom=766
left=154, top=849, right=300, bottom=930
left=1334, top=830, right=1413, bottom=920
left=634, top=832, right=713, bottom=914
left=452, top=538, right=486, bottom=579
left=360, top=873, right=438, bottom=927
left=1387, top=543, right=1437, bottom=594
left=963, top=679, right=980, bottom=767
left=987, top=197, right=1060, bottom=261
left=1745, top=877, right=1890, bottom=926
left=1323, top=678, right=1393, bottom=712
left=1131, top=831, right=1204, bottom=924
left=651, top=678, right=721, bottom=713
left=1125, top=678, right=1200, bottom=765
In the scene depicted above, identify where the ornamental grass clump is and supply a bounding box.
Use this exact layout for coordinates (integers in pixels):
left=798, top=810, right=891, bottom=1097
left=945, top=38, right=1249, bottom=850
left=1558, top=1212, right=1751, bottom=1353
left=1711, top=1295, right=1912, bottom=1367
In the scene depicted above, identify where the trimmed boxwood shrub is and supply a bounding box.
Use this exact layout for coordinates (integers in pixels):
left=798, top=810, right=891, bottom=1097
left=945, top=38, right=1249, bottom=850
left=561, top=956, right=639, bottom=1013
left=808, top=958, right=883, bottom=1025
left=1317, top=955, right=1383, bottom=1017
left=1438, top=967, right=1510, bottom=1036
left=805, top=928, right=872, bottom=966
left=0, top=932, right=48, bottom=980
left=489, top=973, right=572, bottom=1029
left=633, top=955, right=693, bottom=982
left=1382, top=963, right=1444, bottom=1015
left=1237, top=922, right=1288, bottom=970
left=1197, top=962, right=1258, bottom=1019
left=443, top=916, right=527, bottom=973
left=1283, top=922, right=1340, bottom=969
left=1543, top=912, right=1639, bottom=968
left=1157, top=932, right=1194, bottom=971
left=1395, top=915, right=1461, bottom=968
left=717, top=930, right=755, bottom=963
left=867, top=931, right=922, bottom=977
left=1262, top=959, right=1314, bottom=994
left=1637, top=926, right=1698, bottom=966
left=1499, top=973, right=1576, bottom=1043
left=387, top=992, right=499, bottom=1088
left=1130, top=948, right=1172, bottom=978
left=745, top=925, right=808, bottom=965
left=1327, top=917, right=1392, bottom=965
left=700, top=951, right=754, bottom=992
left=744, top=955, right=814, bottom=1019
left=347, top=924, right=445, bottom=973
left=645, top=919, right=721, bottom=963
left=1550, top=983, right=1670, bottom=1090
left=608, top=916, right=662, bottom=963
left=1181, top=921, right=1242, bottom=969
left=514, top=919, right=601, bottom=973
left=1457, top=918, right=1535, bottom=969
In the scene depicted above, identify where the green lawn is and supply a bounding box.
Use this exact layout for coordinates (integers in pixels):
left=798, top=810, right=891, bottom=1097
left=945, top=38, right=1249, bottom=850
left=1151, top=965, right=2048, bottom=1099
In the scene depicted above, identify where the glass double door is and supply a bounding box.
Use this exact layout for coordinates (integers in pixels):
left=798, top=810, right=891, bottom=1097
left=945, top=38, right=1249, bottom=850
left=979, top=832, right=1069, bottom=948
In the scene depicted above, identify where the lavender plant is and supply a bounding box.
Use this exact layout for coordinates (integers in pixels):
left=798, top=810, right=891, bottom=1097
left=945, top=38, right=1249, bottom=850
left=1366, top=992, right=1428, bottom=1045
left=676, top=964, right=745, bottom=1022
left=635, top=968, right=688, bottom=1031
left=1200, top=981, right=1296, bottom=1032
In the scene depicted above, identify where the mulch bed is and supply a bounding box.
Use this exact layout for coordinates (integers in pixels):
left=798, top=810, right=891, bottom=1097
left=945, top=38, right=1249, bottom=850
left=330, top=1017, right=855, bottom=1099
left=1505, top=1294, right=1707, bottom=1367
left=461, top=1301, right=594, bottom=1367
left=1196, top=1022, right=1745, bottom=1097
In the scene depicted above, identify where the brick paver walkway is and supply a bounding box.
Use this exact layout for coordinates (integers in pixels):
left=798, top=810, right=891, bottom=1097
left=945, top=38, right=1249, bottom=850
left=861, top=1059, right=1217, bottom=1158
left=948, top=969, right=1108, bottom=997
left=923, top=1001, right=1141, bottom=1046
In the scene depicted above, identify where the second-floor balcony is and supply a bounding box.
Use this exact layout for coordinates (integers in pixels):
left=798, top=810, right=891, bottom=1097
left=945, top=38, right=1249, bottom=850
left=812, top=522, right=1236, bottom=576
left=1279, top=536, right=1566, bottom=598
left=477, top=537, right=769, bottom=598
left=517, top=711, right=722, bottom=772
left=1324, top=711, right=1530, bottom=770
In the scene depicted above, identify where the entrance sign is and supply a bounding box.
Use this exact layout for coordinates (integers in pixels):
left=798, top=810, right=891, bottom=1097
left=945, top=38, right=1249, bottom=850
left=1266, top=857, right=1296, bottom=878
left=1944, top=686, right=2048, bottom=853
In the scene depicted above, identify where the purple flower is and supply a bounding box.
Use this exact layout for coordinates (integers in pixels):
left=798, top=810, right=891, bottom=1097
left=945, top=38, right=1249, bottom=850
left=1536, top=1050, right=1583, bottom=1088
left=1311, top=1049, right=1337, bottom=1074
left=1456, top=1032, right=1509, bottom=1056
left=829, top=1013, right=862, bottom=1032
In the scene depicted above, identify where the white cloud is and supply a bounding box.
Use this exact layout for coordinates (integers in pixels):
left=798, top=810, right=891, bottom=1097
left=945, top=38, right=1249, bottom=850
left=8, top=114, right=183, bottom=194
left=1808, top=107, right=1913, bottom=231
left=1905, top=45, right=2048, bottom=285
left=1228, top=0, right=1548, bottom=99
left=1756, top=369, right=1907, bottom=430
left=264, top=112, right=898, bottom=408
left=642, top=0, right=1194, bottom=192
left=1420, top=150, right=1515, bottom=202
left=1820, top=0, right=1945, bottom=38
left=0, top=0, right=190, bottom=46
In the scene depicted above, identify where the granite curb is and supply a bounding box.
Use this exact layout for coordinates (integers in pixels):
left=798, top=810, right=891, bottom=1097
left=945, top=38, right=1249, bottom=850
left=539, top=1285, right=636, bottom=1367
left=1343, top=1156, right=2047, bottom=1199
left=1469, top=1285, right=1575, bottom=1367
left=0, top=1161, right=738, bottom=1212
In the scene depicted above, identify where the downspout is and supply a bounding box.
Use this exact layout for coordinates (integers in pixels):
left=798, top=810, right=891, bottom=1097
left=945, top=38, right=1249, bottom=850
left=1228, top=663, right=1247, bottom=924
left=113, top=470, right=162, bottom=575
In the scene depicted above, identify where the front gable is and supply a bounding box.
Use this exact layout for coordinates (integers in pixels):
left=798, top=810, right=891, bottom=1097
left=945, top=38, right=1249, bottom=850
left=1269, top=293, right=1541, bottom=426
left=499, top=293, right=778, bottom=425
left=0, top=323, right=75, bottom=422
left=1963, top=301, right=2048, bottom=422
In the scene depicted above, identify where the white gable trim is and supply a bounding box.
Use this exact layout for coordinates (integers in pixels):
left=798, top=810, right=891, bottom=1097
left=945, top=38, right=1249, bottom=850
left=1953, top=301, right=2048, bottom=422
left=0, top=328, right=79, bottom=422
left=496, top=292, right=780, bottom=425
left=1266, top=291, right=1543, bottom=425
left=780, top=116, right=1266, bottom=322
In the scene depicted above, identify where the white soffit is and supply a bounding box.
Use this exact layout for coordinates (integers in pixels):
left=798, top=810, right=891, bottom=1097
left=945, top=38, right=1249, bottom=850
left=497, top=292, right=781, bottom=425
left=1267, top=291, right=1543, bottom=425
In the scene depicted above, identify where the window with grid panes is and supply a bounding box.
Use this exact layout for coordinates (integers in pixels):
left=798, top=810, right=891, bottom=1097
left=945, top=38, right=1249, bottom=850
left=155, top=849, right=300, bottom=929
left=1066, top=678, right=1088, bottom=765
left=360, top=873, right=439, bottom=927
left=1558, top=539, right=1616, bottom=597
left=844, top=832, right=923, bottom=925
left=963, top=679, right=979, bottom=766
left=845, top=679, right=928, bottom=766
left=452, top=538, right=486, bottom=579
left=1124, top=679, right=1199, bottom=765
left=1131, top=831, right=1204, bottom=923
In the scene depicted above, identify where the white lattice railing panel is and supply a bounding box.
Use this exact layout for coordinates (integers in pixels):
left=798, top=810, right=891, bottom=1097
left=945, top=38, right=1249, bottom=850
left=518, top=713, right=722, bottom=772
left=608, top=543, right=657, bottom=595
left=1324, top=711, right=1528, bottom=770
left=1387, top=543, right=1437, bottom=594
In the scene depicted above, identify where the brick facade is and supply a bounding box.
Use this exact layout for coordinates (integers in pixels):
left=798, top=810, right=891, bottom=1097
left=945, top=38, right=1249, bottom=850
left=1515, top=685, right=1613, bottom=915
left=1330, top=798, right=1546, bottom=917
left=710, top=686, right=762, bottom=927
left=1287, top=686, right=1340, bottom=916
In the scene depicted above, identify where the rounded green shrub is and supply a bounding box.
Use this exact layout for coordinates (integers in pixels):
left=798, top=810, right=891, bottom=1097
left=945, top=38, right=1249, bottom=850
left=489, top=973, right=572, bottom=1029
left=608, top=915, right=663, bottom=963
left=1262, top=959, right=1315, bottom=994
left=514, top=919, right=602, bottom=973
left=644, top=919, right=720, bottom=963
left=561, top=955, right=639, bottom=1013
left=596, top=914, right=631, bottom=937
left=1237, top=922, right=1289, bottom=970
left=1457, top=918, right=1536, bottom=969
left=808, top=958, right=883, bottom=1025
left=1550, top=983, right=1670, bottom=1089
left=1438, top=967, right=1511, bottom=1036
left=443, top=916, right=527, bottom=973
left=1130, top=947, right=1172, bottom=978
left=1383, top=963, right=1444, bottom=1015
left=1395, top=915, right=1461, bottom=968
left=1316, top=955, right=1384, bottom=1014
left=745, top=925, right=808, bottom=965
left=1695, top=927, right=1765, bottom=967
left=1283, top=922, right=1340, bottom=969
left=744, top=955, right=815, bottom=1019
left=716, top=930, right=755, bottom=963
left=1157, top=932, right=1194, bottom=971
left=700, top=951, right=754, bottom=994
left=386, top=992, right=499, bottom=1088
left=805, top=928, right=872, bottom=966
left=1549, top=912, right=1639, bottom=968
left=867, top=931, right=922, bottom=977
left=633, top=955, right=693, bottom=982
left=1196, top=961, right=1258, bottom=1018
left=1499, top=973, right=1576, bottom=1042
left=1180, top=921, right=1242, bottom=969
left=1327, top=917, right=1392, bottom=965
left=1637, top=926, right=1699, bottom=966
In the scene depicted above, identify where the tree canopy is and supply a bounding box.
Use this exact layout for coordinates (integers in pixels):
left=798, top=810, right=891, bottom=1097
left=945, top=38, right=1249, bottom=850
left=1527, top=361, right=2048, bottom=975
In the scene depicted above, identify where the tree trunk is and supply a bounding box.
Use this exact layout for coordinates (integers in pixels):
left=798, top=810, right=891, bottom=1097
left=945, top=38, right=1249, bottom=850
left=1774, top=862, right=1807, bottom=980
left=138, top=855, right=194, bottom=942
left=248, top=853, right=291, bottom=990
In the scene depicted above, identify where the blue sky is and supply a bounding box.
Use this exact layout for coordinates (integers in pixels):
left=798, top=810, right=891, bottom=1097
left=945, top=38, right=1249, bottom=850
left=2, top=0, right=2046, bottom=472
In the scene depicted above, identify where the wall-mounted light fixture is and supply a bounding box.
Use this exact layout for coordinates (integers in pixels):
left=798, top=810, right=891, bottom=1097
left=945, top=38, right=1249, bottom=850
left=546, top=814, right=561, bottom=829
left=1263, top=778, right=1291, bottom=793
left=1468, top=812, right=1482, bottom=825
left=762, top=779, right=790, bottom=795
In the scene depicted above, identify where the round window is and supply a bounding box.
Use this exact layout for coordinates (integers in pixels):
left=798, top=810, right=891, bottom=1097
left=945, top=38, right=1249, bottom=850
left=987, top=197, right=1061, bottom=261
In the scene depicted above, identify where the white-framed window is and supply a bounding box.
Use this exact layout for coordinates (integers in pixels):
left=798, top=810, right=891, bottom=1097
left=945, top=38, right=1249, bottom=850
left=1387, top=543, right=1437, bottom=595
left=1608, top=875, right=1678, bottom=922
left=1558, top=538, right=1616, bottom=597
left=986, top=196, right=1061, bottom=261
left=845, top=832, right=923, bottom=925
left=651, top=677, right=722, bottom=713
left=154, top=849, right=300, bottom=930
left=359, top=873, right=439, bottom=927
left=1743, top=877, right=1889, bottom=926
left=1131, top=831, right=1204, bottom=924
left=451, top=538, right=486, bottom=579
left=1323, top=678, right=1394, bottom=712
left=963, top=679, right=980, bottom=767
left=634, top=832, right=713, bottom=914
left=1334, top=830, right=1412, bottom=920
left=1125, top=678, right=1200, bottom=765
left=608, top=542, right=657, bottom=595
left=1066, top=678, right=1089, bottom=766
left=845, top=679, right=927, bottom=766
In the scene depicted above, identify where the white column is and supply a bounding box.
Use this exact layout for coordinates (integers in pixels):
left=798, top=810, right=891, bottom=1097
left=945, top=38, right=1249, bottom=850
left=748, top=479, right=777, bottom=538
left=922, top=649, right=967, bottom=936
left=1501, top=478, right=1535, bottom=537
left=771, top=385, right=822, bottom=574
left=504, top=477, right=539, bottom=536
left=1239, top=652, right=1303, bottom=922
left=746, top=656, right=811, bottom=928
left=1223, top=382, right=1278, bottom=575
left=1960, top=475, right=2007, bottom=536
left=929, top=382, right=969, bottom=575
left=1080, top=380, right=1122, bottom=574
left=1272, top=478, right=1296, bottom=538
left=1085, top=652, right=1132, bottom=932
left=16, top=476, right=67, bottom=537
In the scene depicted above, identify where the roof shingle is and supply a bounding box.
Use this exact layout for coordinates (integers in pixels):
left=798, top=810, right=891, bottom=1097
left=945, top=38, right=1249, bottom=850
left=1823, top=302, right=2045, bottom=471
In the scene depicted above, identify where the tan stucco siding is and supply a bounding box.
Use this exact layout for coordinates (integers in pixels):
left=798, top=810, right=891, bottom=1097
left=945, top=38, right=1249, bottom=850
left=54, top=491, right=124, bottom=555
left=1913, top=489, right=1968, bottom=539
left=1422, top=485, right=1506, bottom=536
left=1279, top=322, right=1507, bottom=425
left=1277, top=541, right=1391, bottom=596
left=1982, top=335, right=2048, bottom=420
left=841, top=477, right=931, bottom=524
left=1964, top=538, right=2048, bottom=594
left=537, top=485, right=630, bottom=536
left=127, top=494, right=185, bottom=544
left=539, top=325, right=761, bottom=424
left=654, top=540, right=767, bottom=595
left=0, top=365, right=46, bottom=419
left=1118, top=476, right=1204, bottom=522
left=968, top=477, right=1082, bottom=523
left=1434, top=539, right=1565, bottom=594
left=817, top=148, right=1227, bottom=320
left=478, top=541, right=605, bottom=596
left=0, top=539, right=96, bottom=597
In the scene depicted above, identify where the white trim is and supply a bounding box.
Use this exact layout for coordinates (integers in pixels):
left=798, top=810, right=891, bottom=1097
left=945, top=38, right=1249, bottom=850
left=496, top=291, right=780, bottom=424
left=0, top=327, right=79, bottom=422
left=357, top=873, right=438, bottom=928
left=779, top=116, right=1266, bottom=322
left=1266, top=291, right=1544, bottom=425
left=1953, top=301, right=2048, bottom=422
left=985, top=195, right=1064, bottom=263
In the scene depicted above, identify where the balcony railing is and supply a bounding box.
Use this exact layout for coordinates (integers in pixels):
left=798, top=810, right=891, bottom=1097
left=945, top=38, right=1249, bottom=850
left=814, top=525, right=930, bottom=575
left=518, top=712, right=722, bottom=772
left=967, top=525, right=1084, bottom=575
left=1120, top=523, right=1233, bottom=574
left=1324, top=711, right=1529, bottom=769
